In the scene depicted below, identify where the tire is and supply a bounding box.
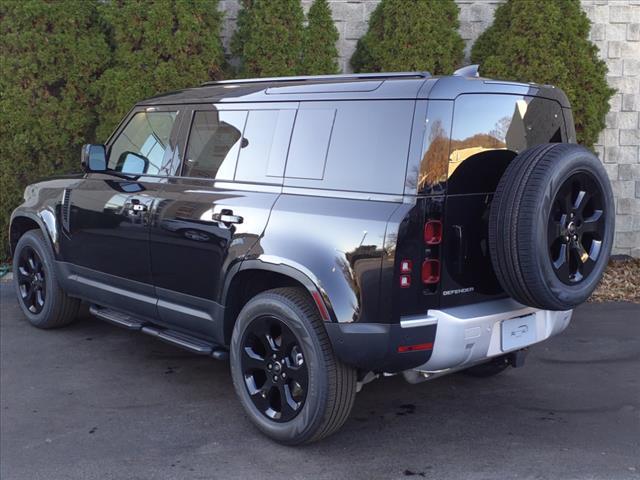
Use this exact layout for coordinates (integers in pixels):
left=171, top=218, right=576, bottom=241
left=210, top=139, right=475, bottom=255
left=463, top=356, right=510, bottom=378
left=230, top=287, right=357, bottom=445
left=12, top=230, right=80, bottom=329
left=489, top=143, right=614, bottom=311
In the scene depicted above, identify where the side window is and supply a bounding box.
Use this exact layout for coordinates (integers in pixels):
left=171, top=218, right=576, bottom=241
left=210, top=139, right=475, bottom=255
left=182, top=110, right=247, bottom=179
left=109, top=111, right=177, bottom=175
left=285, top=101, right=414, bottom=194
left=285, top=109, right=335, bottom=179
left=234, top=109, right=296, bottom=184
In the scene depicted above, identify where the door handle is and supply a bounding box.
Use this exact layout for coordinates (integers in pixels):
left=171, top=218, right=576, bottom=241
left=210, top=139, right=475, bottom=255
left=129, top=198, right=148, bottom=212
left=212, top=209, right=243, bottom=225
left=131, top=204, right=148, bottom=212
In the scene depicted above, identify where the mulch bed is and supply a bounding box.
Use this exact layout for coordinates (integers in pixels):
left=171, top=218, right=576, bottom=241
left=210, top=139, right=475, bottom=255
left=589, top=257, right=640, bottom=303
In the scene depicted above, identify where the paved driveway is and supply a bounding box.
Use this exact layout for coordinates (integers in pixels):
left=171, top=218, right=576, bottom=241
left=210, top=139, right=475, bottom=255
left=1, top=281, right=638, bottom=480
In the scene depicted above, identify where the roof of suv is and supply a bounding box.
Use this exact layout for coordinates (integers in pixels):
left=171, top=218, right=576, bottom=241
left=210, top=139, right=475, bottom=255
left=136, top=71, right=571, bottom=108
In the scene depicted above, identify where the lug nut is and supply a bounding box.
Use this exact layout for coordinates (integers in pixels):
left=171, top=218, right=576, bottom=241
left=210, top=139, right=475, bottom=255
left=273, top=375, right=279, bottom=382
left=267, top=363, right=272, bottom=370
left=281, top=372, right=287, bottom=379
left=573, top=235, right=578, bottom=240
left=272, top=354, right=277, bottom=359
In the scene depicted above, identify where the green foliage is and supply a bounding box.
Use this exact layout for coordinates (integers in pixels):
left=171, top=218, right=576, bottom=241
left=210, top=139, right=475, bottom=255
left=0, top=0, right=110, bottom=258
left=231, top=0, right=305, bottom=77
left=471, top=0, right=613, bottom=148
left=95, top=0, right=225, bottom=140
left=302, top=0, right=340, bottom=75
left=351, top=0, right=464, bottom=75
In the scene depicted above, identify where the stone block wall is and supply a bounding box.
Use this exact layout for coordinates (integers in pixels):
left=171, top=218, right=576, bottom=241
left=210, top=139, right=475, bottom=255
left=218, top=0, right=640, bottom=256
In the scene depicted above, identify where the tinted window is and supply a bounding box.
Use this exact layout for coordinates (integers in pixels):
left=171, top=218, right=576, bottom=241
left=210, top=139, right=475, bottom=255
left=285, top=101, right=414, bottom=194
left=286, top=109, right=335, bottom=179
left=183, top=110, right=247, bottom=179
left=448, top=94, right=565, bottom=194
left=109, top=111, right=177, bottom=175
left=451, top=94, right=564, bottom=156
left=234, top=109, right=296, bottom=183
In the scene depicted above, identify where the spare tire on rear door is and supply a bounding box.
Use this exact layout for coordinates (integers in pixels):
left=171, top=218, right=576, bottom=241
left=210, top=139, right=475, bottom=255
left=489, top=143, right=614, bottom=311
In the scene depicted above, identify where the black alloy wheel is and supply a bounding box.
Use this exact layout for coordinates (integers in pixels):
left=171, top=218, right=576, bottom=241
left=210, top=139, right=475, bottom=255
left=548, top=171, right=605, bottom=285
left=16, top=245, right=47, bottom=314
left=240, top=315, right=308, bottom=422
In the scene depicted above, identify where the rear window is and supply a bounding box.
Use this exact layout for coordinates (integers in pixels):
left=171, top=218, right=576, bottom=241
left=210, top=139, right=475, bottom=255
left=284, top=100, right=414, bottom=195
left=447, top=94, right=566, bottom=194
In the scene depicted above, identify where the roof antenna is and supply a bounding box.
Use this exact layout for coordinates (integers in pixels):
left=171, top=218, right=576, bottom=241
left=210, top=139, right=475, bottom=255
left=453, top=64, right=480, bottom=78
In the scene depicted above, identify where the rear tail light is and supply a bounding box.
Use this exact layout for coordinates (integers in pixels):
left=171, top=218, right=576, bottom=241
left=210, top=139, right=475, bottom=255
left=399, top=275, right=411, bottom=288
left=422, top=259, right=440, bottom=284
left=424, top=220, right=442, bottom=245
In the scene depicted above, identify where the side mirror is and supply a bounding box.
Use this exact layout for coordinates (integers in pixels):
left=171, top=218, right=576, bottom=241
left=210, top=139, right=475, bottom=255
left=81, top=144, right=107, bottom=172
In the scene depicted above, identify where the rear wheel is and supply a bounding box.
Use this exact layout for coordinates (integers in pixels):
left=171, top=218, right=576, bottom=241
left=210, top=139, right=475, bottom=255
left=12, top=230, right=80, bottom=328
left=230, top=287, right=357, bottom=445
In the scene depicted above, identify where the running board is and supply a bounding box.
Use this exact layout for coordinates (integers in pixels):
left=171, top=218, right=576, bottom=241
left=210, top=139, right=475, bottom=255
left=89, top=305, right=147, bottom=330
left=89, top=305, right=229, bottom=360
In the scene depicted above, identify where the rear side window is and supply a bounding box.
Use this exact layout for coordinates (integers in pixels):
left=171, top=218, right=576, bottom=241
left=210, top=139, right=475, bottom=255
left=234, top=109, right=296, bottom=184
left=109, top=111, right=177, bottom=175
left=284, top=101, right=414, bottom=195
left=183, top=110, right=247, bottom=180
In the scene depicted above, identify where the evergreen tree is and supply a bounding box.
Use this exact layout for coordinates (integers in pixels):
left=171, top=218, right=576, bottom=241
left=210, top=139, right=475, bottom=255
left=96, top=0, right=225, bottom=140
left=231, top=0, right=305, bottom=78
left=302, top=0, right=340, bottom=75
left=0, top=0, right=110, bottom=258
left=471, top=0, right=613, bottom=148
left=351, top=0, right=464, bottom=75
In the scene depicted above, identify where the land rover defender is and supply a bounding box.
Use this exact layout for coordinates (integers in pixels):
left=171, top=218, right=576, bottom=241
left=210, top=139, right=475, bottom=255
left=10, top=69, right=614, bottom=444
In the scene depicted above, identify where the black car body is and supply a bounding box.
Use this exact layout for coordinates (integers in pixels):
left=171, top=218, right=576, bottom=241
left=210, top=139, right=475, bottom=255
left=10, top=70, right=613, bottom=443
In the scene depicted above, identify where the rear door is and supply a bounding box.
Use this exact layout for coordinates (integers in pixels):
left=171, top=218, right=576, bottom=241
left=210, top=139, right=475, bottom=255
left=149, top=103, right=296, bottom=342
left=441, top=94, right=567, bottom=307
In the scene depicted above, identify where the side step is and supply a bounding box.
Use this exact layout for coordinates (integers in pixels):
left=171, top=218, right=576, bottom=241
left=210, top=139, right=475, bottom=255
left=89, top=305, right=229, bottom=360
left=89, top=305, right=146, bottom=330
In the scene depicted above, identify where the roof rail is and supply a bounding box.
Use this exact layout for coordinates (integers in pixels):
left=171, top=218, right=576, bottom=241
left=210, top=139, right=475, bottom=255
left=201, top=72, right=430, bottom=86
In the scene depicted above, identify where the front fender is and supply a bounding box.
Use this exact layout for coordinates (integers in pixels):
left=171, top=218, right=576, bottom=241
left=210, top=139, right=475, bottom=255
left=9, top=208, right=58, bottom=257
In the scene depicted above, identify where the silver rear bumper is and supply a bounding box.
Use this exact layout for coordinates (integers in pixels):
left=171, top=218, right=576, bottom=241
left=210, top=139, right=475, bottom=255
left=401, top=298, right=572, bottom=374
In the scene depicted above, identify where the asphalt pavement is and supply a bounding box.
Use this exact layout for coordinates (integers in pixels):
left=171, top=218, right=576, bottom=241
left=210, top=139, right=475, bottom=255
left=1, top=280, right=639, bottom=480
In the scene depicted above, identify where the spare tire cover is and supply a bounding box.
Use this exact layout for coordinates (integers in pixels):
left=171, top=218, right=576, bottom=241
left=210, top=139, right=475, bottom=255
left=489, top=143, right=614, bottom=311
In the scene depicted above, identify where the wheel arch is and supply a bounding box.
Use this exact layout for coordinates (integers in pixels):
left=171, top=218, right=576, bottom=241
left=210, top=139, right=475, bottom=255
left=9, top=211, right=57, bottom=258
left=222, top=259, right=334, bottom=345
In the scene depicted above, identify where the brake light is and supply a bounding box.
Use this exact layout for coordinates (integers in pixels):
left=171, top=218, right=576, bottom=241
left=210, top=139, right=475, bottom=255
left=422, top=259, right=440, bottom=284
left=424, top=220, right=442, bottom=245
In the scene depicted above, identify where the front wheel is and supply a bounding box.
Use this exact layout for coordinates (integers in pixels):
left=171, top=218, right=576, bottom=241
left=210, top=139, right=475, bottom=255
left=12, top=230, right=80, bottom=328
left=230, top=287, right=357, bottom=445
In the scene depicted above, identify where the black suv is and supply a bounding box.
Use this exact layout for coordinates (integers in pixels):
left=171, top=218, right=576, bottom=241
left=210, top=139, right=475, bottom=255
left=9, top=70, right=614, bottom=444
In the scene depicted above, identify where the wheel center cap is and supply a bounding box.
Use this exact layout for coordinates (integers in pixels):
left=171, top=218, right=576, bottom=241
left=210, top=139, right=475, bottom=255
left=567, top=221, right=577, bottom=234
left=273, top=361, right=282, bottom=373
